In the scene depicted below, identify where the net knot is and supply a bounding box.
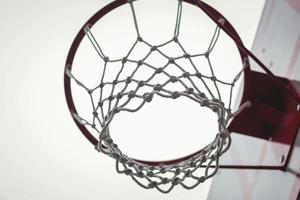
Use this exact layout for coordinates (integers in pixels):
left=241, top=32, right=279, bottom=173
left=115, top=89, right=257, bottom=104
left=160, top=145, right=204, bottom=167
left=119, top=156, right=128, bottom=163
left=168, top=58, right=175, bottom=64
left=124, top=169, right=132, bottom=175
left=148, top=181, right=157, bottom=188
left=155, top=67, right=163, bottom=74
left=137, top=60, right=143, bottom=66
left=182, top=72, right=190, bottom=78
left=143, top=93, right=153, bottom=102
left=137, top=171, right=144, bottom=178
left=210, top=76, right=217, bottom=81
left=138, top=80, right=145, bottom=87
left=172, top=178, right=180, bottom=185
left=154, top=84, right=162, bottom=91
left=204, top=52, right=209, bottom=58
left=113, top=107, right=120, bottom=113
left=200, top=99, right=209, bottom=107
left=151, top=46, right=157, bottom=51
left=170, top=76, right=178, bottom=83
left=122, top=57, right=127, bottom=64
left=196, top=72, right=202, bottom=78
left=93, top=112, right=98, bottom=117
left=126, top=77, right=132, bottom=84
left=137, top=36, right=143, bottom=42
left=99, top=82, right=105, bottom=88
left=162, top=178, right=169, bottom=184
left=104, top=56, right=110, bottom=62
left=186, top=88, right=194, bottom=94
left=184, top=53, right=190, bottom=58
left=172, top=91, right=180, bottom=99
left=98, top=101, right=103, bottom=107
left=116, top=93, right=123, bottom=99
left=108, top=96, right=114, bottom=101
left=128, top=91, right=136, bottom=98
left=173, top=36, right=179, bottom=43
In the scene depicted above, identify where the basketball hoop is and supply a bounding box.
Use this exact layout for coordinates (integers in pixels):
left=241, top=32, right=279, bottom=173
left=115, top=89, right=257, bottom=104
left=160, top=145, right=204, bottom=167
left=64, top=0, right=300, bottom=193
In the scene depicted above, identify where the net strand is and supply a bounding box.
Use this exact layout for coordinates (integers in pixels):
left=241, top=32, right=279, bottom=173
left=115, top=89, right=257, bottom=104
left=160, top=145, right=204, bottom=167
left=174, top=0, right=183, bottom=37
left=129, top=0, right=141, bottom=38
left=84, top=26, right=106, bottom=59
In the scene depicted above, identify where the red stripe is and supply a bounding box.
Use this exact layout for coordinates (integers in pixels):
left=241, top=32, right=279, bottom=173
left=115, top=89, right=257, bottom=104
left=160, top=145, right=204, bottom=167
left=253, top=0, right=276, bottom=48
left=285, top=33, right=300, bottom=78
left=229, top=140, right=268, bottom=200
left=286, top=1, right=300, bottom=198
left=289, top=167, right=300, bottom=200
left=288, top=0, right=300, bottom=14
left=260, top=0, right=276, bottom=38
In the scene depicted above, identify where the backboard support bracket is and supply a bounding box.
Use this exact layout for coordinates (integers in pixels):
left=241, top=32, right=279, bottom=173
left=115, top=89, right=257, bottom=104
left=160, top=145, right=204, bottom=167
left=195, top=71, right=300, bottom=171
left=223, top=70, right=300, bottom=171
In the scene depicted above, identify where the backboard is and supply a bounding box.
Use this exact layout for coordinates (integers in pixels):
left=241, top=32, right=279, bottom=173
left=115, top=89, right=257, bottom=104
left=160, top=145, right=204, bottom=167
left=208, top=0, right=300, bottom=199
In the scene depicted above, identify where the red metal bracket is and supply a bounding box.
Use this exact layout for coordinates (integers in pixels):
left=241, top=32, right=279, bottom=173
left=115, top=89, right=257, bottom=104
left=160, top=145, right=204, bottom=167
left=227, top=71, right=300, bottom=171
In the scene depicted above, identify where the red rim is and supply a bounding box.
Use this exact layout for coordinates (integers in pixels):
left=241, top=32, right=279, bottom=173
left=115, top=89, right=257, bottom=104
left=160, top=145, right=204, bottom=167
left=64, top=0, right=250, bottom=166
